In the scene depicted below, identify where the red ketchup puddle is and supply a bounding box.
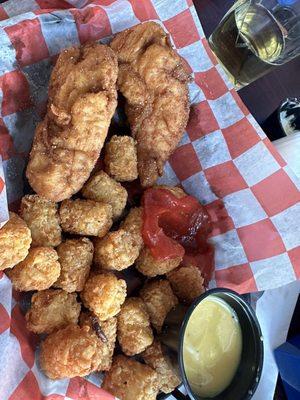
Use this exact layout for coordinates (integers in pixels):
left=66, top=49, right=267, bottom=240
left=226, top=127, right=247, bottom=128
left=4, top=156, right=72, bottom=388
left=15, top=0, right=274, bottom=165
left=142, top=188, right=214, bottom=285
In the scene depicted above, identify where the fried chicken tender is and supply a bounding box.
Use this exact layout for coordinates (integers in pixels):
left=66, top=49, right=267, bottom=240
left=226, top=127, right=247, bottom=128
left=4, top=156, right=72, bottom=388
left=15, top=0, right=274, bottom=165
left=80, top=312, right=117, bottom=371
left=140, top=280, right=178, bottom=332
left=0, top=212, right=31, bottom=270
left=26, top=43, right=118, bottom=202
left=55, top=238, right=93, bottom=292
left=167, top=265, right=205, bottom=304
left=103, top=355, right=159, bottom=400
left=117, top=297, right=153, bottom=356
left=20, top=195, right=61, bottom=247
left=40, top=324, right=99, bottom=379
left=7, top=247, right=60, bottom=291
left=110, top=22, right=190, bottom=187
left=104, top=135, right=138, bottom=182
left=59, top=199, right=113, bottom=237
left=26, top=289, right=80, bottom=334
left=142, top=339, right=181, bottom=393
left=82, top=170, right=127, bottom=220
left=94, top=207, right=143, bottom=271
left=136, top=247, right=182, bottom=277
left=81, top=273, right=126, bottom=321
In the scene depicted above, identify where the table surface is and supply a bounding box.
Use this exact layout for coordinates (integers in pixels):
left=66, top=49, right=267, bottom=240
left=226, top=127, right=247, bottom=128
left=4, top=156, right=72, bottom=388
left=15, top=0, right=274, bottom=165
left=194, top=0, right=300, bottom=124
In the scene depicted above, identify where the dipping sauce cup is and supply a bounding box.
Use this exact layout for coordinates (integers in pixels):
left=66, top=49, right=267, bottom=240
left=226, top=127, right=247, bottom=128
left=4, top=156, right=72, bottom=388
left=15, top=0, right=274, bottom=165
left=158, top=288, right=264, bottom=400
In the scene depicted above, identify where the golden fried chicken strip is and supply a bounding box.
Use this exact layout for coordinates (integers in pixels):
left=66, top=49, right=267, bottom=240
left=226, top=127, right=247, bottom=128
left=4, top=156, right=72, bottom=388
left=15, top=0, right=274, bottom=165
left=142, top=339, right=181, bottom=393
left=55, top=238, right=93, bottom=292
left=26, top=43, right=118, bottom=201
left=117, top=297, right=153, bottom=356
left=40, top=324, right=99, bottom=379
left=7, top=247, right=60, bottom=291
left=110, top=22, right=190, bottom=187
left=26, top=289, right=80, bottom=334
left=80, top=312, right=117, bottom=371
left=81, top=273, right=126, bottom=321
left=0, top=212, right=31, bottom=270
left=140, top=280, right=178, bottom=332
left=103, top=355, right=159, bottom=400
left=167, top=265, right=205, bottom=304
left=20, top=195, right=61, bottom=247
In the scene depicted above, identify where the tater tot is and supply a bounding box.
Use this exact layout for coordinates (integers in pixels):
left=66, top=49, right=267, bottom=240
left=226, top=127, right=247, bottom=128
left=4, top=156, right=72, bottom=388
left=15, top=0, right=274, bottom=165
left=59, top=199, right=113, bottom=237
left=26, top=289, right=80, bottom=334
left=55, top=238, right=93, bottom=292
left=140, top=280, right=178, bottom=332
left=81, top=273, right=126, bottom=321
left=142, top=339, right=181, bottom=393
left=94, top=229, right=139, bottom=271
left=0, top=212, right=31, bottom=270
left=167, top=265, right=205, bottom=304
left=103, top=355, right=159, bottom=400
left=104, top=135, right=138, bottom=182
left=7, top=247, right=60, bottom=291
left=80, top=312, right=117, bottom=371
left=120, top=207, right=143, bottom=250
left=82, top=171, right=128, bottom=220
left=40, top=324, right=99, bottom=379
left=20, top=195, right=61, bottom=247
left=154, top=185, right=186, bottom=198
left=117, top=297, right=153, bottom=356
left=136, top=247, right=182, bottom=277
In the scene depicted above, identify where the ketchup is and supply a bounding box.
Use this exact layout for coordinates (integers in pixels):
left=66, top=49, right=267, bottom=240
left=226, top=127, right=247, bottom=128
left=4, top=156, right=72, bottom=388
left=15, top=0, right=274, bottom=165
left=142, top=188, right=214, bottom=284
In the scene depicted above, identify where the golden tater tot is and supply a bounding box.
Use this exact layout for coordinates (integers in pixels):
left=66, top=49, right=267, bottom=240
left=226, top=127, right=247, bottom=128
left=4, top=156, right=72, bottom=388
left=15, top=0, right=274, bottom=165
left=81, top=273, right=126, bottom=321
left=20, top=195, right=61, bottom=247
left=59, top=199, right=113, bottom=237
left=0, top=212, right=31, bottom=270
left=105, top=135, right=138, bottom=182
left=80, top=312, right=117, bottom=371
left=82, top=171, right=127, bottom=220
left=103, top=355, right=159, bottom=400
left=40, top=324, right=99, bottom=379
left=117, top=297, right=153, bottom=356
left=142, top=339, right=181, bottom=393
left=140, top=280, right=178, bottom=332
left=167, top=265, right=204, bottom=304
left=26, top=289, right=80, bottom=334
left=94, top=229, right=139, bottom=271
left=136, top=247, right=182, bottom=277
left=55, top=238, right=93, bottom=292
left=155, top=185, right=186, bottom=198
left=7, top=247, right=60, bottom=291
left=120, top=207, right=143, bottom=250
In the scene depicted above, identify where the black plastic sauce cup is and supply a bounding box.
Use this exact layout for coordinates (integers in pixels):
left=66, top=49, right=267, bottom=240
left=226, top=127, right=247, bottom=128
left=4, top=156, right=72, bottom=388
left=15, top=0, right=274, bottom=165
left=158, top=288, right=264, bottom=400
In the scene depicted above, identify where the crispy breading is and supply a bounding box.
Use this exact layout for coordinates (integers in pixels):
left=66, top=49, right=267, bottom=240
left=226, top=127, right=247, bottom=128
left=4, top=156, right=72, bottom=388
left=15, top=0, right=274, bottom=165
left=104, top=135, right=138, bottom=182
left=120, top=207, right=143, bottom=250
left=110, top=22, right=190, bottom=187
left=103, top=355, right=159, bottom=400
left=82, top=170, right=127, bottom=220
left=59, top=199, right=113, bottom=237
left=167, top=265, right=205, bottom=304
left=140, top=280, right=178, bottom=332
left=26, top=289, right=80, bottom=334
left=26, top=43, right=118, bottom=202
left=40, top=324, right=99, bottom=379
left=0, top=212, right=31, bottom=270
left=7, top=247, right=60, bottom=291
left=117, top=297, right=153, bottom=356
left=142, top=339, right=181, bottom=393
left=55, top=238, right=93, bottom=292
left=136, top=247, right=182, bottom=277
left=94, top=229, right=139, bottom=271
left=80, top=312, right=117, bottom=371
left=20, top=195, right=61, bottom=247
left=81, top=273, right=126, bottom=321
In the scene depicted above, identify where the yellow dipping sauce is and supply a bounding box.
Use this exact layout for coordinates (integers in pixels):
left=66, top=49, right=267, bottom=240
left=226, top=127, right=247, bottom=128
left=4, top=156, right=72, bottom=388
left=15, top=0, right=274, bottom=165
left=183, top=296, right=242, bottom=398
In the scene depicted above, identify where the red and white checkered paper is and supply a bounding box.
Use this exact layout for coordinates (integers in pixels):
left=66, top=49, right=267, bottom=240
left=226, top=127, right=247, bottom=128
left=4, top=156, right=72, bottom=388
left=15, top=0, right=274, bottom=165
left=0, top=0, right=299, bottom=399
